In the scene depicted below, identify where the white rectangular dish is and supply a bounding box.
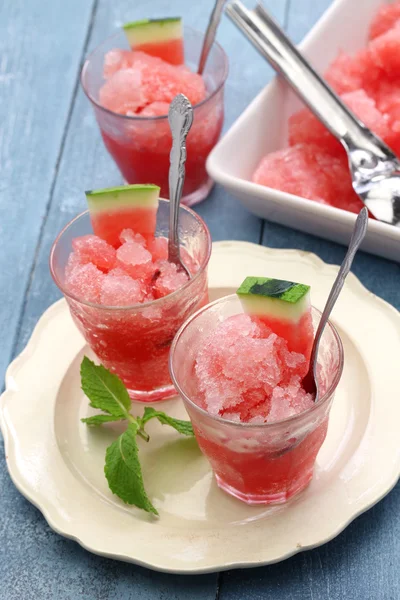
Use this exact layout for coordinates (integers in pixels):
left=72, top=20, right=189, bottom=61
left=207, top=0, right=400, bottom=262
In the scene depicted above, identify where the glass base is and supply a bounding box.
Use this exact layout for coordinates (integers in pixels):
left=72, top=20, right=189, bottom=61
left=128, top=383, right=176, bottom=403
left=215, top=472, right=313, bottom=505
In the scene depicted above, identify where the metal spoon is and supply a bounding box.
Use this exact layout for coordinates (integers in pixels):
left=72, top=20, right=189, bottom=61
left=302, top=207, right=369, bottom=401
left=167, top=94, right=194, bottom=277
left=225, top=1, right=400, bottom=227
left=198, top=0, right=226, bottom=75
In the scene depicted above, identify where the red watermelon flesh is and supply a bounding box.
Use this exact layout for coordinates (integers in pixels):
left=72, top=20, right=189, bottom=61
left=134, top=39, right=184, bottom=66
left=86, top=184, right=160, bottom=247
left=123, top=18, right=184, bottom=66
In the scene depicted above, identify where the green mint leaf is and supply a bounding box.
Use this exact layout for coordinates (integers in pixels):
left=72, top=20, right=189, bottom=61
left=104, top=422, right=158, bottom=515
left=81, top=356, right=131, bottom=418
left=141, top=407, right=194, bottom=437
left=81, top=415, right=125, bottom=426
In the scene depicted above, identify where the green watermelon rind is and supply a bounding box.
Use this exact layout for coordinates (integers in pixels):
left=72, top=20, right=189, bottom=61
left=123, top=17, right=182, bottom=46
left=237, top=276, right=311, bottom=322
left=85, top=184, right=160, bottom=214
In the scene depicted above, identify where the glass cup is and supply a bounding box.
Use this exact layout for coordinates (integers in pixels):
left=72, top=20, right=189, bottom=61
left=50, top=199, right=211, bottom=402
left=170, top=295, right=344, bottom=505
left=81, top=27, right=228, bottom=207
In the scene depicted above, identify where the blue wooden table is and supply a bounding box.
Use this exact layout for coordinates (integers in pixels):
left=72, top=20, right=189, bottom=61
left=0, top=0, right=399, bottom=598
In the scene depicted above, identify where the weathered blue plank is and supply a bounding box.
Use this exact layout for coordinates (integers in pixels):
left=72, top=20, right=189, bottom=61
left=0, top=0, right=96, bottom=383
left=286, top=0, right=333, bottom=42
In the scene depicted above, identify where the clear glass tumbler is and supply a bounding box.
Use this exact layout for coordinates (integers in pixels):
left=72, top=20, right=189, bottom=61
left=170, top=295, right=344, bottom=505
left=81, top=27, right=228, bottom=206
left=50, top=200, right=211, bottom=402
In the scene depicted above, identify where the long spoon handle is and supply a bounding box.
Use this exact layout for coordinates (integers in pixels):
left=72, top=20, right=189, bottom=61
left=309, top=207, right=369, bottom=373
left=198, top=0, right=226, bottom=74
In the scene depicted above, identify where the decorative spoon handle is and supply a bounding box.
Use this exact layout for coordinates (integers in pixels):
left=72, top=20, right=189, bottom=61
left=198, top=0, right=226, bottom=75
left=168, top=94, right=194, bottom=268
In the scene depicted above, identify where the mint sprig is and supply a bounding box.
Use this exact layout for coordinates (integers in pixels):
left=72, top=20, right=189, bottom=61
left=141, top=406, right=195, bottom=437
left=80, top=357, right=194, bottom=515
left=81, top=356, right=131, bottom=417
left=104, top=422, right=157, bottom=514
left=81, top=414, right=125, bottom=426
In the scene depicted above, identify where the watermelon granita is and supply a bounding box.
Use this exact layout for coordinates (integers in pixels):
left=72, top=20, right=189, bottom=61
left=369, top=2, right=400, bottom=40
left=50, top=185, right=211, bottom=402
left=252, top=0, right=400, bottom=214
left=288, top=89, right=391, bottom=155
left=195, top=278, right=315, bottom=423
left=170, top=278, right=343, bottom=504
left=81, top=20, right=227, bottom=205
left=253, top=144, right=365, bottom=214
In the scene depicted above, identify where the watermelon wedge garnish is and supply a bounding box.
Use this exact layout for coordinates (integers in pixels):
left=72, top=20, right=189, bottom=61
left=122, top=17, right=184, bottom=65
left=236, top=276, right=314, bottom=358
left=85, top=184, right=160, bottom=248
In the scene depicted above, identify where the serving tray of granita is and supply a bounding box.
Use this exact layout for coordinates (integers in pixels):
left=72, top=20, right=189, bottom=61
left=1, top=211, right=399, bottom=573
left=207, top=0, right=400, bottom=262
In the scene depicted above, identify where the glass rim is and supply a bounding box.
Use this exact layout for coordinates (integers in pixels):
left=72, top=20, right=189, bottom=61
left=80, top=25, right=229, bottom=122
left=49, top=199, right=212, bottom=311
left=169, top=294, right=345, bottom=429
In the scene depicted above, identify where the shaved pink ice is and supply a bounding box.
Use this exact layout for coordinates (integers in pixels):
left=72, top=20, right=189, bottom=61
left=324, top=51, right=366, bottom=95
left=153, top=260, right=189, bottom=299
left=147, top=236, right=168, bottom=261
left=119, top=229, right=146, bottom=245
left=194, top=314, right=314, bottom=424
left=253, top=144, right=364, bottom=214
left=289, top=90, right=391, bottom=154
left=72, top=234, right=116, bottom=272
left=100, top=269, right=145, bottom=306
left=369, top=22, right=400, bottom=75
left=116, top=240, right=155, bottom=281
left=103, top=49, right=134, bottom=79
left=253, top=1, right=400, bottom=213
left=374, top=79, right=400, bottom=145
left=64, top=228, right=198, bottom=305
left=369, top=1, right=400, bottom=39
left=140, top=102, right=171, bottom=117
left=64, top=261, right=104, bottom=303
left=100, top=50, right=206, bottom=117
left=324, top=49, right=383, bottom=95
left=99, top=68, right=145, bottom=115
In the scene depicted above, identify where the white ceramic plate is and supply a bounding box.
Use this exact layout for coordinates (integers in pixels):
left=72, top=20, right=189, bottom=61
left=1, top=241, right=399, bottom=573
left=207, top=0, right=400, bottom=262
